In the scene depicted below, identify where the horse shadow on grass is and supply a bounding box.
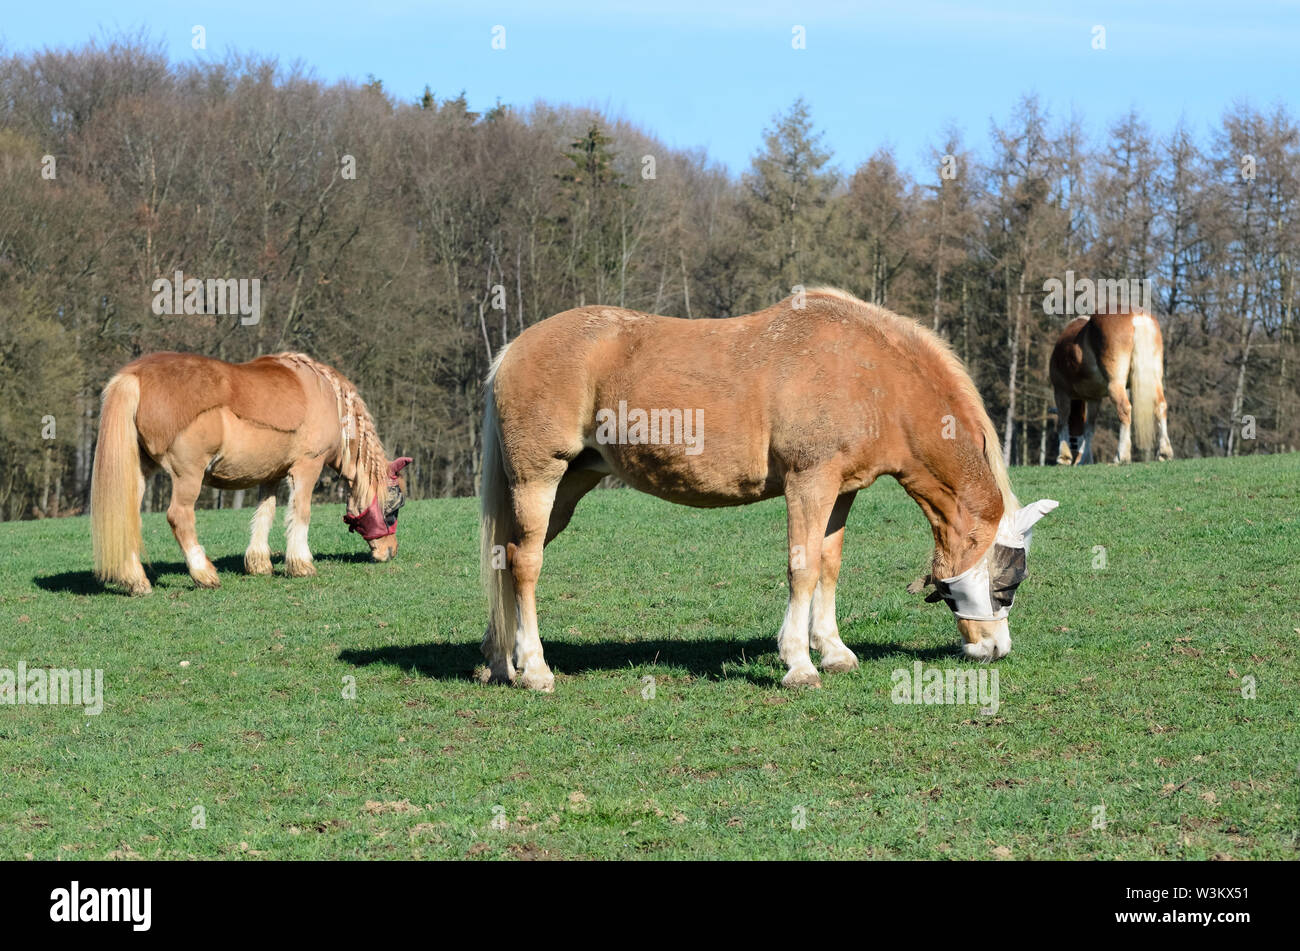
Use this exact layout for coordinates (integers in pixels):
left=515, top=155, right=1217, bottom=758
left=338, top=636, right=957, bottom=687
left=34, top=550, right=374, bottom=594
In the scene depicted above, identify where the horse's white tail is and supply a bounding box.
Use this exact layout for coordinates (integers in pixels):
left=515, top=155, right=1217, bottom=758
left=480, top=347, right=517, bottom=669
left=1129, top=314, right=1162, bottom=454
left=91, top=373, right=146, bottom=588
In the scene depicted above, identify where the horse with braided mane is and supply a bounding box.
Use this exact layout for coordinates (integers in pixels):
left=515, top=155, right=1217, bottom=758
left=91, top=351, right=410, bottom=595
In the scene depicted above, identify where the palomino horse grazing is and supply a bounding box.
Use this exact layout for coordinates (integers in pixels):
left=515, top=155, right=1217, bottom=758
left=1050, top=311, right=1174, bottom=465
left=91, top=351, right=411, bottom=595
left=479, top=288, right=1059, bottom=691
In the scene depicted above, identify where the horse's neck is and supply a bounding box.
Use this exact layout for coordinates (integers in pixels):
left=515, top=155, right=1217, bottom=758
left=899, top=442, right=1003, bottom=580
left=341, top=419, right=384, bottom=511
left=321, top=386, right=358, bottom=485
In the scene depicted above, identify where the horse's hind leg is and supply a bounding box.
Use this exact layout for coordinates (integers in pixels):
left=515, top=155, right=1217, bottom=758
left=1109, top=379, right=1133, bottom=463
left=127, top=455, right=158, bottom=595
left=1054, top=385, right=1077, bottom=465
left=166, top=469, right=220, bottom=589
left=1069, top=398, right=1089, bottom=465
left=779, top=472, right=839, bottom=688
left=1079, top=400, right=1101, bottom=465
left=811, top=491, right=859, bottom=673
left=285, top=461, right=324, bottom=577
left=1155, top=380, right=1173, bottom=460
left=481, top=465, right=596, bottom=688
left=546, top=467, right=603, bottom=546
left=510, top=474, right=565, bottom=692
left=244, top=482, right=279, bottom=575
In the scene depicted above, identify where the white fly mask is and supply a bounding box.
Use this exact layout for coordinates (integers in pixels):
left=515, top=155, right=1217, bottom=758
left=930, top=499, right=1059, bottom=621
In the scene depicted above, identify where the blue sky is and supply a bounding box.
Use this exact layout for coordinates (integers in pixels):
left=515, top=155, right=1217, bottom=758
left=3, top=1, right=1297, bottom=178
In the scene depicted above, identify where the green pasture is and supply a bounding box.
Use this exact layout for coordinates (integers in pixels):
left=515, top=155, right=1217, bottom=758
left=1, top=454, right=1296, bottom=859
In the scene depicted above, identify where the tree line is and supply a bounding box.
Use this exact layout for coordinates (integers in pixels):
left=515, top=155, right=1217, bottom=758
left=0, top=35, right=1295, bottom=520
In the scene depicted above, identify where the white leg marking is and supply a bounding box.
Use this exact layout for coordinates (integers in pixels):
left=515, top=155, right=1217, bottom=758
left=962, top=621, right=1012, bottom=661
left=1116, top=422, right=1132, bottom=463
left=513, top=601, right=554, bottom=692
left=249, top=493, right=275, bottom=547
left=285, top=520, right=311, bottom=564
left=810, top=579, right=857, bottom=671
left=245, top=491, right=276, bottom=571
left=778, top=590, right=820, bottom=686
left=284, top=481, right=312, bottom=566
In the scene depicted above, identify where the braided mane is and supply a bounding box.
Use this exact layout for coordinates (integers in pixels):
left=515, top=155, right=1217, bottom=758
left=273, top=352, right=389, bottom=510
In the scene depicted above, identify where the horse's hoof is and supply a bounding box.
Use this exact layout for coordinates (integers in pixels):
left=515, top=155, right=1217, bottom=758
left=478, top=663, right=516, bottom=685
left=517, top=668, right=555, bottom=692
left=244, top=551, right=273, bottom=575
left=285, top=559, right=317, bottom=578
left=126, top=580, right=153, bottom=596
left=820, top=652, right=859, bottom=673
left=782, top=668, right=822, bottom=688
left=192, top=572, right=220, bottom=589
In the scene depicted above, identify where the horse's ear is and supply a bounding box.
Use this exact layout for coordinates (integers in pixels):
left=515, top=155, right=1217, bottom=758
left=1013, top=499, right=1059, bottom=536
left=388, top=456, right=413, bottom=479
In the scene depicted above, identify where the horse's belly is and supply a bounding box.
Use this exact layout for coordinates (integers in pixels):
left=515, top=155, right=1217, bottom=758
left=599, top=444, right=778, bottom=507
left=204, top=456, right=293, bottom=489
left=203, top=413, right=299, bottom=487
left=203, top=471, right=272, bottom=491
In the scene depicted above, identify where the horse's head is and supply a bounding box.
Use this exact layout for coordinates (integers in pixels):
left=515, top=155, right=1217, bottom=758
left=343, top=456, right=412, bottom=562
left=926, top=499, right=1058, bottom=661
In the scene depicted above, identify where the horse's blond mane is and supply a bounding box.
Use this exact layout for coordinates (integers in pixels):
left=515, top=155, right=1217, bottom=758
left=273, top=352, right=388, bottom=509
left=802, top=287, right=1019, bottom=513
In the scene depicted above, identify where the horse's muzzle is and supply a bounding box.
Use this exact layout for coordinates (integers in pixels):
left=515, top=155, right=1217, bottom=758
left=369, top=535, right=398, bottom=562
left=957, top=617, right=1012, bottom=661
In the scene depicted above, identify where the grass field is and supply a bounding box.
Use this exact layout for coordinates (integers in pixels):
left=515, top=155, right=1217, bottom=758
left=1, top=454, right=1297, bottom=860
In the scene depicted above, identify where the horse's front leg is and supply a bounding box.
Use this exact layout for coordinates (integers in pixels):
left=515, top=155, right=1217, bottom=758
left=285, top=461, right=324, bottom=578
left=779, top=473, right=838, bottom=688
left=810, top=491, right=859, bottom=673
left=244, top=482, right=279, bottom=575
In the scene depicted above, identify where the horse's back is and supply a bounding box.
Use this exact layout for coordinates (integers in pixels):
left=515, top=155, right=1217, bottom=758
left=226, top=356, right=310, bottom=431
left=1052, top=311, right=1164, bottom=399
left=122, top=352, right=308, bottom=452
left=490, top=295, right=947, bottom=505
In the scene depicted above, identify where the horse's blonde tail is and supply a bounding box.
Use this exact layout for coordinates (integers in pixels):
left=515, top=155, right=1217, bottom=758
left=480, top=349, right=517, bottom=675
left=91, top=373, right=147, bottom=591
left=1130, top=314, right=1162, bottom=454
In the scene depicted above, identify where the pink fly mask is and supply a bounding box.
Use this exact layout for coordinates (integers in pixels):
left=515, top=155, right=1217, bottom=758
left=343, top=457, right=413, bottom=540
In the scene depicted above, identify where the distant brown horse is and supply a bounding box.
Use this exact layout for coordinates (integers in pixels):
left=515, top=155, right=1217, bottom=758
left=479, top=288, right=1059, bottom=691
left=1050, top=311, right=1174, bottom=465
left=91, top=351, right=411, bottom=595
